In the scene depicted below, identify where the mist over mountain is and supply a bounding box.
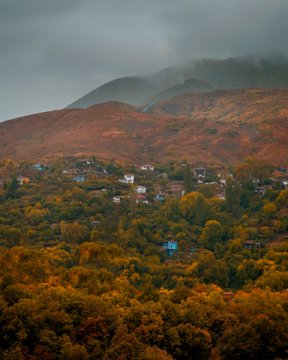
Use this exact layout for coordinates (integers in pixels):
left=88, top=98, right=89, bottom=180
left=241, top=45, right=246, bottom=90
left=67, top=77, right=160, bottom=108
left=67, top=55, right=288, bottom=109
left=2, top=55, right=288, bottom=166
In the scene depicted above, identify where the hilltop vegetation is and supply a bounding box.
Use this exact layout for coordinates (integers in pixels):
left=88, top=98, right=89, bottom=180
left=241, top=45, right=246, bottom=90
left=1, top=89, right=288, bottom=166
left=0, top=156, right=287, bottom=359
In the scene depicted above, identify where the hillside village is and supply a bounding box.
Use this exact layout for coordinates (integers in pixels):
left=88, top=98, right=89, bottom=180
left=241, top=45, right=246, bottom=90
left=0, top=155, right=287, bottom=251
left=0, top=155, right=288, bottom=358
left=2, top=2, right=288, bottom=356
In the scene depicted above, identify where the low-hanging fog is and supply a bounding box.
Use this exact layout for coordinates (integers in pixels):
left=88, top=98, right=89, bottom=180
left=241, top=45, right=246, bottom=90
left=0, top=0, right=288, bottom=121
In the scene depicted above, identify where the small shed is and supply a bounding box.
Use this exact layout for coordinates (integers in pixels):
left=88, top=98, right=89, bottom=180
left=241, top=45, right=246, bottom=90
left=90, top=220, right=102, bottom=227
left=223, top=291, right=234, bottom=301
left=244, top=240, right=261, bottom=249
left=194, top=167, right=206, bottom=178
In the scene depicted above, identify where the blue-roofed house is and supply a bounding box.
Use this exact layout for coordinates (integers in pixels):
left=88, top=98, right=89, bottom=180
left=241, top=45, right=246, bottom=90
left=163, top=240, right=178, bottom=256
left=155, top=193, right=166, bottom=202
left=73, top=176, right=85, bottom=182
left=34, top=163, right=45, bottom=171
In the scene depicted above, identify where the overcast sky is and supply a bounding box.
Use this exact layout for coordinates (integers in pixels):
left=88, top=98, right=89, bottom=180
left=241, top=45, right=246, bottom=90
left=1, top=0, right=288, bottom=121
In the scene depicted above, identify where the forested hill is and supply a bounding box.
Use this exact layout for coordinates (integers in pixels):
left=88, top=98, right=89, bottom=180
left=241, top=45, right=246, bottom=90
left=0, top=155, right=287, bottom=359
left=1, top=89, right=287, bottom=166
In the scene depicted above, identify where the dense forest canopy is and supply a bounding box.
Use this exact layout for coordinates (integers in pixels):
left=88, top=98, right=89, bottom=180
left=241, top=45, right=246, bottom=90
left=0, top=156, right=287, bottom=359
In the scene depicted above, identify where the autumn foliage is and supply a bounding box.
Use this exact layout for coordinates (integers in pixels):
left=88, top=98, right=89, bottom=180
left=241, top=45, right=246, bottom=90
left=0, top=157, right=287, bottom=359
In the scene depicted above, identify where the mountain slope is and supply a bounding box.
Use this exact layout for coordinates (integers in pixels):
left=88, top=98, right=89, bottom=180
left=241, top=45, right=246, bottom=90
left=67, top=55, right=288, bottom=109
left=1, top=89, right=288, bottom=166
left=67, top=77, right=159, bottom=109
left=147, top=77, right=215, bottom=105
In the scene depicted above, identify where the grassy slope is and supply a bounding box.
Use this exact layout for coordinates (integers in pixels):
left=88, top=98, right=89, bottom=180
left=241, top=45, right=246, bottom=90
left=1, top=89, right=288, bottom=166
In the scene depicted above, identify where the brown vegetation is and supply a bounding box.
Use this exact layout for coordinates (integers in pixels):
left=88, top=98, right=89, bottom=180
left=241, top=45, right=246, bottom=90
left=0, top=89, right=287, bottom=166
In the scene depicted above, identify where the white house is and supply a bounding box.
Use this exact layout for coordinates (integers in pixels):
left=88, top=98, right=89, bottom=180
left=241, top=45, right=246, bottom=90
left=63, top=168, right=79, bottom=175
left=136, top=185, right=146, bottom=194
left=219, top=179, right=226, bottom=186
left=124, top=174, right=134, bottom=183
left=140, top=164, right=154, bottom=171
left=119, top=174, right=134, bottom=184
left=113, top=196, right=121, bottom=203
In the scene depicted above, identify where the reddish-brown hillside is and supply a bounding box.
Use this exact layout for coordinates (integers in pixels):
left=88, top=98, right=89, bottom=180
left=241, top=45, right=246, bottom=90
left=0, top=89, right=287, bottom=166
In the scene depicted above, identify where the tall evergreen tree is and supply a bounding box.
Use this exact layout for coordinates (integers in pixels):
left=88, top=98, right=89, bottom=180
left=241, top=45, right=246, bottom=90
left=225, top=176, right=241, bottom=215
left=184, top=166, right=193, bottom=194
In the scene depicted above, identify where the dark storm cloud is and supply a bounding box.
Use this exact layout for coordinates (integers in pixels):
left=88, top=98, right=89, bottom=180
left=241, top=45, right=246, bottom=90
left=160, top=0, right=288, bottom=59
left=0, top=0, right=288, bottom=121
left=0, top=0, right=81, bottom=20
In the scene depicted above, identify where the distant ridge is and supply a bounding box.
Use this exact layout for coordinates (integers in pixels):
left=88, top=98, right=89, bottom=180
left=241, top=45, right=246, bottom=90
left=67, top=77, right=159, bottom=109
left=67, top=55, right=288, bottom=109
left=2, top=89, right=288, bottom=166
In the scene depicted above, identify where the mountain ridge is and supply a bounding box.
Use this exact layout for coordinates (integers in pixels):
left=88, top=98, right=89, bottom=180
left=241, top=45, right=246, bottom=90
left=67, top=55, right=288, bottom=109
left=1, top=89, right=287, bottom=166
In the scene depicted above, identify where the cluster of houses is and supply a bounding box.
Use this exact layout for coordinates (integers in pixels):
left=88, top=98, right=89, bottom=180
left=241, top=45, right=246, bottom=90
left=15, top=163, right=48, bottom=185
left=140, top=164, right=155, bottom=171
left=3, top=158, right=287, bottom=259
left=10, top=159, right=288, bottom=213
left=113, top=184, right=149, bottom=205
left=116, top=164, right=156, bottom=204
left=10, top=161, right=279, bottom=209
left=115, top=173, right=150, bottom=204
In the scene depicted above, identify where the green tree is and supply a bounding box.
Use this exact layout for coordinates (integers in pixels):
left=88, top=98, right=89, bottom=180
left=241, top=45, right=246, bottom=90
left=5, top=176, right=19, bottom=199
left=60, top=222, right=89, bottom=243
left=189, top=251, right=228, bottom=287
left=184, top=166, right=193, bottom=194
left=225, top=176, right=240, bottom=214
left=166, top=323, right=212, bottom=360
left=180, top=192, right=208, bottom=226
left=200, top=220, right=223, bottom=250
left=235, top=157, right=272, bottom=184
